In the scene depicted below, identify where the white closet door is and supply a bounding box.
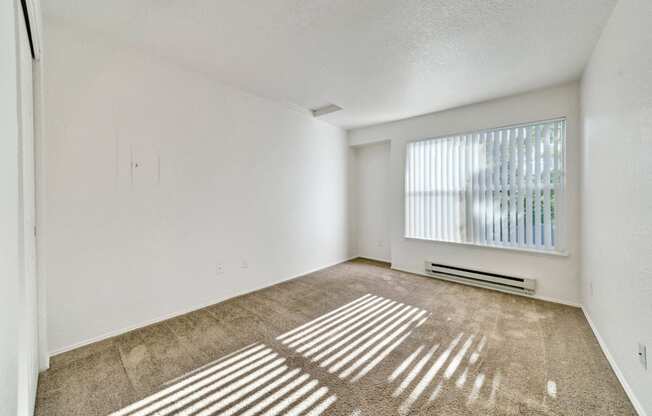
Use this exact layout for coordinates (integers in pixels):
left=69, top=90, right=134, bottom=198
left=17, top=3, right=38, bottom=416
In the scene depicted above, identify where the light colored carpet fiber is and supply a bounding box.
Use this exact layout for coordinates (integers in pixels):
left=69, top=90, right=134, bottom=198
left=36, top=259, right=636, bottom=415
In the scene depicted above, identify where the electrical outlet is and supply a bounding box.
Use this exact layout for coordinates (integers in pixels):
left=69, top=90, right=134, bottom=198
left=638, top=343, right=647, bottom=370
left=216, top=264, right=224, bottom=275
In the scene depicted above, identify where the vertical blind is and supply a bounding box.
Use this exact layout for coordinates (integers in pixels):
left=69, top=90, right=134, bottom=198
left=405, top=118, right=565, bottom=252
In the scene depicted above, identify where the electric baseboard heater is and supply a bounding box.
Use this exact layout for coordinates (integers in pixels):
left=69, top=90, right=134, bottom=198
left=424, top=261, right=536, bottom=295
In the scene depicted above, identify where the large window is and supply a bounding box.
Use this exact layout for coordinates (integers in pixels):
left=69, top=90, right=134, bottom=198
left=405, top=118, right=566, bottom=253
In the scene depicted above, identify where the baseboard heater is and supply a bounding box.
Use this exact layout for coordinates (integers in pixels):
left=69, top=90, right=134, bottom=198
left=424, top=261, right=536, bottom=295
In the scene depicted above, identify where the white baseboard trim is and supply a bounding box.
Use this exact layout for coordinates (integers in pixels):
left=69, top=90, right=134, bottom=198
left=390, top=265, right=581, bottom=308
left=49, top=298, right=223, bottom=357
left=582, top=307, right=647, bottom=416
left=355, top=255, right=391, bottom=264
left=49, top=255, right=358, bottom=357
left=532, top=294, right=582, bottom=308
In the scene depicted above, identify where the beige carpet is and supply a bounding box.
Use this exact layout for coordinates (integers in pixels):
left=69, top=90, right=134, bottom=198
left=36, top=259, right=636, bottom=415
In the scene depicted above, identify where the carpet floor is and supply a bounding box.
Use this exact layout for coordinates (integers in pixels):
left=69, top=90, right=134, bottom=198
left=36, top=259, right=636, bottom=415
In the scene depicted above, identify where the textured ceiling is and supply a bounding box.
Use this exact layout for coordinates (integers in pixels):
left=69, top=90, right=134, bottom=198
left=43, top=0, right=616, bottom=129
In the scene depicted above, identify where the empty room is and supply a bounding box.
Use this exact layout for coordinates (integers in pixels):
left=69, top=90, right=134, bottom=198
left=3, top=0, right=652, bottom=415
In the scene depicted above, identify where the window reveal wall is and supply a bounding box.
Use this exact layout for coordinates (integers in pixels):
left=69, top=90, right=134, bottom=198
left=355, top=141, right=391, bottom=262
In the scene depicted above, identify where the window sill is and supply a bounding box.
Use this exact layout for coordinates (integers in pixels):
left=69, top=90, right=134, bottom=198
left=404, top=236, right=570, bottom=257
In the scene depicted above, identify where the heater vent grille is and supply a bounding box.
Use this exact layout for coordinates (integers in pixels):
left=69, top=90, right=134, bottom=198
left=424, top=261, right=536, bottom=295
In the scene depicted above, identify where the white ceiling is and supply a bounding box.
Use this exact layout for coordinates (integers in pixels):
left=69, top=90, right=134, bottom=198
left=43, top=0, right=616, bottom=129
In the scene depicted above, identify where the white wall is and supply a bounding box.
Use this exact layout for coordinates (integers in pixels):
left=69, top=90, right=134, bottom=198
left=349, top=83, right=582, bottom=306
left=581, top=0, right=652, bottom=413
left=354, top=141, right=391, bottom=262
left=1, top=2, right=21, bottom=415
left=43, top=19, right=354, bottom=354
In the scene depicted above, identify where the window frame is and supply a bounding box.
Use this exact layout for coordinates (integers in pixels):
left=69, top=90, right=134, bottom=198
left=403, top=117, right=568, bottom=256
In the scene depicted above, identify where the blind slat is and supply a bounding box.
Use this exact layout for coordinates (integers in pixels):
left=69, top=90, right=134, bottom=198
left=534, top=125, right=542, bottom=247
left=457, top=137, right=464, bottom=242
left=487, top=133, right=494, bottom=243
left=426, top=140, right=432, bottom=240
left=405, top=144, right=411, bottom=237
left=525, top=127, right=533, bottom=247
left=478, top=134, right=486, bottom=244
left=543, top=125, right=553, bottom=248
left=465, top=135, right=473, bottom=243
left=509, top=128, right=518, bottom=244
left=453, top=138, right=458, bottom=241
left=444, top=139, right=453, bottom=240
left=437, top=139, right=443, bottom=240
left=420, top=140, right=424, bottom=237
left=500, top=130, right=509, bottom=243
left=553, top=123, right=561, bottom=248
left=492, top=131, right=500, bottom=244
left=472, top=135, right=480, bottom=243
left=516, top=127, right=525, bottom=245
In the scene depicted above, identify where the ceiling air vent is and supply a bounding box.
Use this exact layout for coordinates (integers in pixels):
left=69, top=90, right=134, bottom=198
left=311, top=104, right=342, bottom=117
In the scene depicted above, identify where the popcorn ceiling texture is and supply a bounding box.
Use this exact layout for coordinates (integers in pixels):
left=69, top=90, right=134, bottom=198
left=36, top=259, right=635, bottom=415
left=42, top=0, right=617, bottom=128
